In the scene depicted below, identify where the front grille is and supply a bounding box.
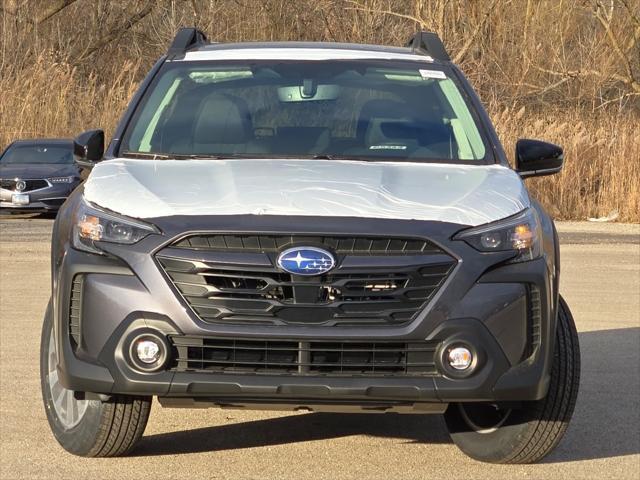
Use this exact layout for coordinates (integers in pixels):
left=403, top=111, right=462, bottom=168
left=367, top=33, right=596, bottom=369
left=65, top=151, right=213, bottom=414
left=0, top=179, right=49, bottom=192
left=157, top=234, right=456, bottom=327
left=173, top=234, right=441, bottom=255
left=170, top=336, right=439, bottom=376
left=69, top=275, right=84, bottom=348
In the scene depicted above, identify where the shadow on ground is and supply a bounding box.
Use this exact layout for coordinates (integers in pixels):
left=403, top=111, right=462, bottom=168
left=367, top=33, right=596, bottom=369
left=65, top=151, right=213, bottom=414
left=135, top=411, right=450, bottom=456
left=544, top=326, right=640, bottom=463
left=136, top=327, right=639, bottom=463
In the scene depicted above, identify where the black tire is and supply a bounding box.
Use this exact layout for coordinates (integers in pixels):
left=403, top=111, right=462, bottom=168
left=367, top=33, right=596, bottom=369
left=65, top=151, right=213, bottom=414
left=444, top=295, right=580, bottom=464
left=40, top=301, right=152, bottom=457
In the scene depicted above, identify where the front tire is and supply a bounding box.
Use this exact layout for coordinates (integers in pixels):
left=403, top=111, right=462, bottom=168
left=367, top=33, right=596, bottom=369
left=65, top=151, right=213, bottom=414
left=444, top=295, right=580, bottom=464
left=40, top=301, right=152, bottom=457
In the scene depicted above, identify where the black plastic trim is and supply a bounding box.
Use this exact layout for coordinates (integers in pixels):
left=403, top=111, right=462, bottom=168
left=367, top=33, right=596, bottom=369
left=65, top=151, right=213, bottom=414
left=406, top=31, right=451, bottom=61
left=167, top=27, right=208, bottom=58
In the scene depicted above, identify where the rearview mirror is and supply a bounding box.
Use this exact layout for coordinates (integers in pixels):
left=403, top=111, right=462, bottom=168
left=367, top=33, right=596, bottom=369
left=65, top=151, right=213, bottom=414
left=515, top=139, right=563, bottom=178
left=277, top=83, right=340, bottom=102
left=73, top=129, right=104, bottom=169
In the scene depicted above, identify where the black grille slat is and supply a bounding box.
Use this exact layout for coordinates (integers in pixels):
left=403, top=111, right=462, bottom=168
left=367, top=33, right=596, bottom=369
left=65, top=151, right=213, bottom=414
left=526, top=286, right=543, bottom=359
left=171, top=341, right=437, bottom=354
left=68, top=275, right=84, bottom=348
left=169, top=336, right=439, bottom=376
left=179, top=359, right=436, bottom=368
left=173, top=234, right=440, bottom=255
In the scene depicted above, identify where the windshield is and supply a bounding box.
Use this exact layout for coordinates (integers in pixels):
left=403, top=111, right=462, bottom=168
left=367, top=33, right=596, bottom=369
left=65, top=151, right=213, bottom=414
left=0, top=144, right=73, bottom=164
left=120, top=60, right=490, bottom=163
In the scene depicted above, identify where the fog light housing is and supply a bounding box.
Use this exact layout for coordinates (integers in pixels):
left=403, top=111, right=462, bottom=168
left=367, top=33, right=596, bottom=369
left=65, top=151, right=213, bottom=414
left=127, top=332, right=168, bottom=372
left=447, top=346, right=473, bottom=370
left=135, top=340, right=161, bottom=364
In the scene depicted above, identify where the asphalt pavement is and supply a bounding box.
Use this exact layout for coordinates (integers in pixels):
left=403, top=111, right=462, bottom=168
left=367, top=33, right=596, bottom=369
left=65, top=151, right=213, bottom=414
left=0, top=216, right=638, bottom=479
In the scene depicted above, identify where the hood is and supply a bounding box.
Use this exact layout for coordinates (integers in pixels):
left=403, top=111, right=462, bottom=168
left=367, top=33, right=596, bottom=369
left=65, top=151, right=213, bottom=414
left=0, top=163, right=79, bottom=179
left=83, top=158, right=530, bottom=227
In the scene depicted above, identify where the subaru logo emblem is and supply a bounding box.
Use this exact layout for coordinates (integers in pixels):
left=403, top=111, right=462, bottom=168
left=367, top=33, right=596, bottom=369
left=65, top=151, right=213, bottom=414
left=277, top=247, right=336, bottom=276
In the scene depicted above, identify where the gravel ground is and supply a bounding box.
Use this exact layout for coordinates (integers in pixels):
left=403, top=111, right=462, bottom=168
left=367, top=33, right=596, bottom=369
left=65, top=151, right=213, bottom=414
left=0, top=217, right=638, bottom=479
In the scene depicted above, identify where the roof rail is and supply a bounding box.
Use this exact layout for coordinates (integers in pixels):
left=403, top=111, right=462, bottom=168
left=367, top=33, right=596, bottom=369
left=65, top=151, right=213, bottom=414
left=406, top=31, right=450, bottom=62
left=167, top=27, right=208, bottom=56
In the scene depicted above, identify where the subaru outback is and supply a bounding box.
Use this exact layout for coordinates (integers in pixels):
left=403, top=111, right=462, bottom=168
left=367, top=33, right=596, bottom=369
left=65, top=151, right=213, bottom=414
left=40, top=28, right=580, bottom=463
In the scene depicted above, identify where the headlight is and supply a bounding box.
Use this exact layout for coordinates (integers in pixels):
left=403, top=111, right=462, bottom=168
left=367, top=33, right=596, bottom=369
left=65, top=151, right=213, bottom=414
left=73, top=198, right=159, bottom=254
left=454, top=208, right=541, bottom=263
left=48, top=176, right=76, bottom=184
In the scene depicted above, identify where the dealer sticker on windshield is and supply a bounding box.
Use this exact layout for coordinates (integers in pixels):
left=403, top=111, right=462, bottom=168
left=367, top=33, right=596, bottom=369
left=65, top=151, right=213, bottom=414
left=419, top=69, right=447, bottom=79
left=369, top=145, right=407, bottom=150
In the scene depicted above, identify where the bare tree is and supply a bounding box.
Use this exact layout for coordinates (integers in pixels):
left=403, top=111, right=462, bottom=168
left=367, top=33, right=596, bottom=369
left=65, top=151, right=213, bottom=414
left=1, top=0, right=78, bottom=25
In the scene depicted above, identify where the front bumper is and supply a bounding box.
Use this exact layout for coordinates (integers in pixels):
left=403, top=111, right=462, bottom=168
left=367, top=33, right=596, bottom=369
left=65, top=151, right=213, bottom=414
left=0, top=182, right=78, bottom=211
left=52, top=215, right=557, bottom=405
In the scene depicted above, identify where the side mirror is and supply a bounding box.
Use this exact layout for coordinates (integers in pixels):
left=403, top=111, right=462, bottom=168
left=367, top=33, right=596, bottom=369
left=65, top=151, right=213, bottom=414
left=73, top=129, right=104, bottom=169
left=515, top=139, right=563, bottom=178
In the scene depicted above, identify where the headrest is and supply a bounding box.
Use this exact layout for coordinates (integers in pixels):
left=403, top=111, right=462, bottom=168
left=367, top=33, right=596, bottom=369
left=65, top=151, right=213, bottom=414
left=193, top=93, right=252, bottom=145
left=356, top=99, right=417, bottom=141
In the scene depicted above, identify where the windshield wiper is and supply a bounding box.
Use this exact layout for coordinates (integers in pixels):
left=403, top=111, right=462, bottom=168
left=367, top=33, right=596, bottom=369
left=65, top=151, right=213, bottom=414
left=120, top=151, right=386, bottom=162
left=121, top=151, right=249, bottom=160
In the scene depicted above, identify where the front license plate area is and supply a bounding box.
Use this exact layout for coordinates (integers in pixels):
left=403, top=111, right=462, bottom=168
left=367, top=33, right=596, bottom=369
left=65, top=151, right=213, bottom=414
left=11, top=193, right=30, bottom=205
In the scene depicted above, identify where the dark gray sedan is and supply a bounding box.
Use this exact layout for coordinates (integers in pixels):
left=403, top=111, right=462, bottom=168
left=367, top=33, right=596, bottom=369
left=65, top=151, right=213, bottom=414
left=0, top=139, right=81, bottom=212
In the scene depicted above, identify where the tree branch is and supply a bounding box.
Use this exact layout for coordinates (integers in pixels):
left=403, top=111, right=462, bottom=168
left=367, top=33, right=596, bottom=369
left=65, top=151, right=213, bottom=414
left=1, top=0, right=78, bottom=25
left=534, top=64, right=639, bottom=91
left=595, top=91, right=640, bottom=109
left=453, top=0, right=499, bottom=63
left=347, top=0, right=498, bottom=63
left=618, top=0, right=639, bottom=28
left=190, top=0, right=200, bottom=25
left=345, top=2, right=425, bottom=28
left=616, top=0, right=640, bottom=51
left=71, top=2, right=155, bottom=65
left=593, top=0, right=640, bottom=92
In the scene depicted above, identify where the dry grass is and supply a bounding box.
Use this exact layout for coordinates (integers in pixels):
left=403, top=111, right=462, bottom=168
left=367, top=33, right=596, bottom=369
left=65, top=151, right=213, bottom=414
left=0, top=0, right=638, bottom=222
left=494, top=106, right=639, bottom=222
left=0, top=53, right=141, bottom=143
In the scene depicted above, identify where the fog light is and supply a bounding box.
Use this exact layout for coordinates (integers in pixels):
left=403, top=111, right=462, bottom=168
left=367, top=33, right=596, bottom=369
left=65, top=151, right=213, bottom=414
left=135, top=339, right=161, bottom=364
left=448, top=346, right=473, bottom=370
